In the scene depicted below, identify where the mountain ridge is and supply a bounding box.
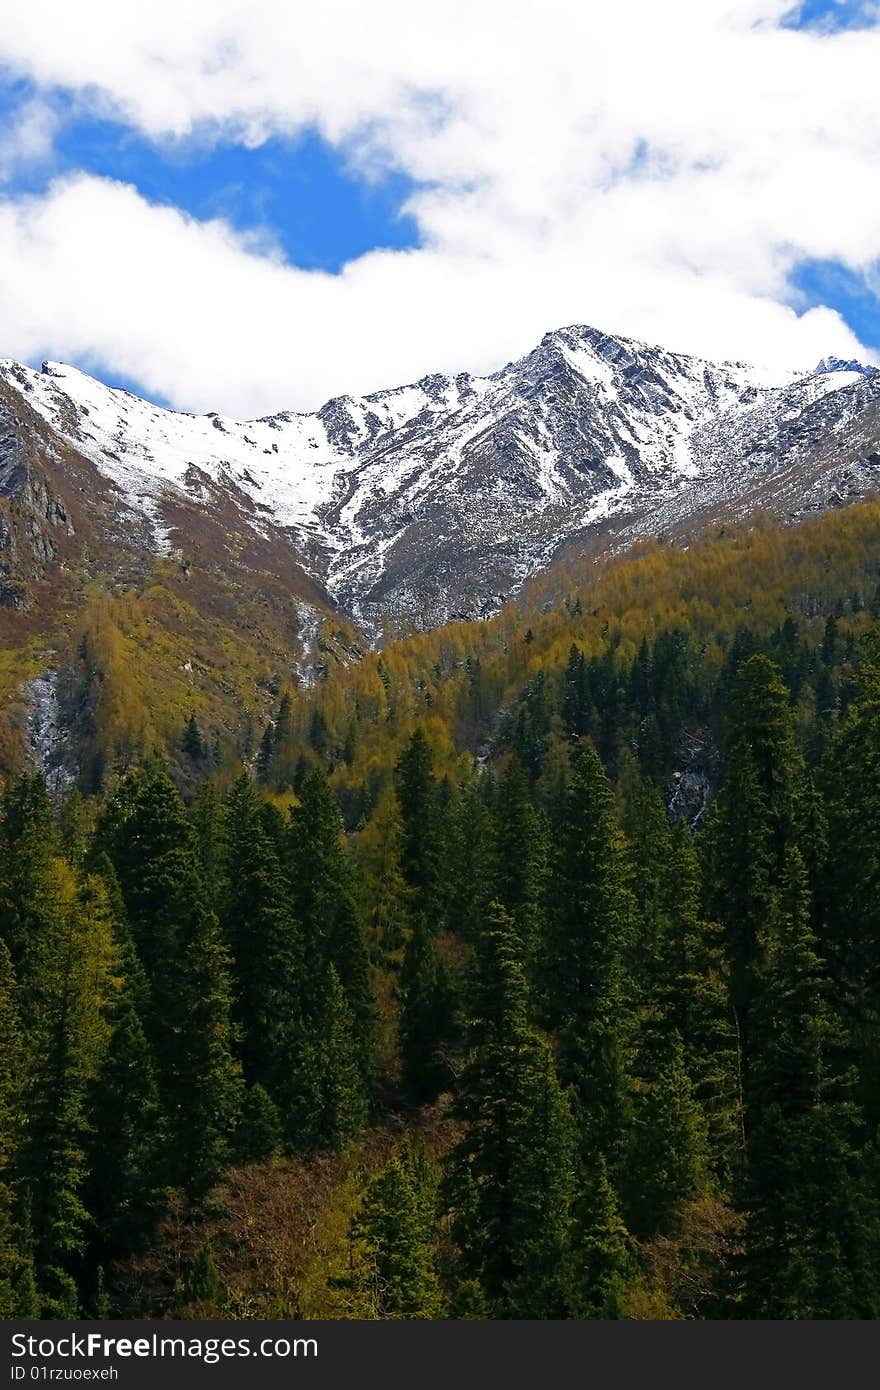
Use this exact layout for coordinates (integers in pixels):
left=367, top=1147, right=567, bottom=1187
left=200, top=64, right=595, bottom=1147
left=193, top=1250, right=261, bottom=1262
left=2, top=322, right=879, bottom=644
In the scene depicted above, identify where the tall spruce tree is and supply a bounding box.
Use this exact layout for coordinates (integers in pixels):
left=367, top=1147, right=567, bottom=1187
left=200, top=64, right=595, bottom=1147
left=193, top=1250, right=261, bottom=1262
left=447, top=901, right=576, bottom=1317
left=288, top=770, right=375, bottom=1092
left=394, top=728, right=445, bottom=924
left=822, top=652, right=880, bottom=1125
left=494, top=757, right=548, bottom=966
left=353, top=1143, right=443, bottom=1318
left=221, top=778, right=302, bottom=1096
left=739, top=847, right=880, bottom=1317
left=98, top=768, right=241, bottom=1198
left=0, top=939, right=35, bottom=1316
left=83, top=861, right=165, bottom=1266
left=544, top=740, right=637, bottom=1167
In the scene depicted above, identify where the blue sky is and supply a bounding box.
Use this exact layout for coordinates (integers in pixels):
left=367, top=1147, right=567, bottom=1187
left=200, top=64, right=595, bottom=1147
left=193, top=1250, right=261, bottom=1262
left=783, top=0, right=880, bottom=30
left=0, top=1, right=878, bottom=415
left=0, top=82, right=422, bottom=274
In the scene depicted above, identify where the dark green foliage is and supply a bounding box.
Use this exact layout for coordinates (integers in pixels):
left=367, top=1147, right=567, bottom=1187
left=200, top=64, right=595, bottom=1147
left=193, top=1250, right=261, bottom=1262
left=354, top=1143, right=442, bottom=1318
left=625, top=1030, right=709, bottom=1240
left=84, top=899, right=165, bottom=1260
left=447, top=902, right=576, bottom=1317
left=6, top=531, right=880, bottom=1321
left=184, top=1240, right=225, bottom=1311
left=221, top=777, right=301, bottom=1093
left=567, top=1155, right=634, bottom=1319
left=183, top=713, right=205, bottom=760
left=234, top=1084, right=283, bottom=1163
left=0, top=939, right=35, bottom=1317
left=739, top=847, right=880, bottom=1316
left=544, top=741, right=637, bottom=1164
left=398, top=917, right=455, bottom=1103
left=394, top=729, right=445, bottom=922
left=288, top=770, right=375, bottom=1090
left=494, top=757, right=547, bottom=964
left=98, top=768, right=242, bottom=1199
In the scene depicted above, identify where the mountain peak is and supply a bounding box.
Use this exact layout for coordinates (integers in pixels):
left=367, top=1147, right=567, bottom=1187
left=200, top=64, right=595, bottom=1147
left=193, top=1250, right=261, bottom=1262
left=814, top=355, right=878, bottom=378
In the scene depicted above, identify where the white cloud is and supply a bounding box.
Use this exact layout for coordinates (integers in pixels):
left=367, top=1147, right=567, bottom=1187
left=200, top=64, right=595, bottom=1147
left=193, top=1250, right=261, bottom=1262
left=0, top=1, right=878, bottom=413
left=0, top=97, right=58, bottom=182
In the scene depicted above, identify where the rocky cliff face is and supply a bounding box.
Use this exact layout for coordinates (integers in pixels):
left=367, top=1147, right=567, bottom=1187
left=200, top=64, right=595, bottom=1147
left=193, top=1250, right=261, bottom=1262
left=0, top=381, right=76, bottom=608
left=1, top=324, right=878, bottom=640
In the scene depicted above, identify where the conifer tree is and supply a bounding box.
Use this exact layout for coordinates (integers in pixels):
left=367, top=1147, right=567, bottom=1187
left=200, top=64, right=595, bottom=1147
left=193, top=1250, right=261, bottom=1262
left=20, top=863, right=116, bottom=1315
left=704, top=655, right=805, bottom=1038
left=544, top=740, right=637, bottom=1165
left=446, top=787, right=496, bottom=943
left=394, top=728, right=444, bottom=923
left=192, top=782, right=225, bottom=916
left=822, top=653, right=880, bottom=1117
left=183, top=1239, right=226, bottom=1312
left=167, top=901, right=243, bottom=1198
left=0, top=772, right=57, bottom=969
left=98, top=769, right=242, bottom=1198
left=494, top=757, right=548, bottom=964
left=0, top=939, right=34, bottom=1317
left=288, top=770, right=375, bottom=1088
left=567, top=1155, right=634, bottom=1319
left=398, top=916, right=454, bottom=1102
left=183, top=713, right=204, bottom=761
left=234, top=1084, right=283, bottom=1162
left=658, top=820, right=739, bottom=1179
left=625, top=1030, right=709, bottom=1240
left=313, top=966, right=369, bottom=1151
left=221, top=777, right=301, bottom=1094
left=447, top=902, right=576, bottom=1317
left=255, top=723, right=274, bottom=785
left=83, top=867, right=165, bottom=1262
left=740, top=847, right=880, bottom=1317
left=353, top=1144, right=443, bottom=1318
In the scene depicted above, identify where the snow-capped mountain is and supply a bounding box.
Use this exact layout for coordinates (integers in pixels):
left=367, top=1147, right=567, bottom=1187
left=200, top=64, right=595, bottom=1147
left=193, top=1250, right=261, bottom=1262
left=2, top=324, right=879, bottom=639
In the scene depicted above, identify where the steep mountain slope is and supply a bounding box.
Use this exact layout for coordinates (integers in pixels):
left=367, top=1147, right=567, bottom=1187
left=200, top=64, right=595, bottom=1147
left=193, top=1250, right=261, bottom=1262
left=2, top=325, right=878, bottom=641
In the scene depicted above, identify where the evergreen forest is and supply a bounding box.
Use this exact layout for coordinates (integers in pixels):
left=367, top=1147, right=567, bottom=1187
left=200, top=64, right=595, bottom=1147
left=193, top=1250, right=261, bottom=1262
left=3, top=504, right=880, bottom=1320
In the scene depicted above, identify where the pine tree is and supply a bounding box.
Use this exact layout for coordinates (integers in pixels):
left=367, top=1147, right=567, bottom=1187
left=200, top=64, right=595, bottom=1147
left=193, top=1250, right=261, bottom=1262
left=0, top=772, right=57, bottom=969
left=394, top=728, right=444, bottom=923
left=20, top=863, right=116, bottom=1315
left=192, top=782, right=225, bottom=916
left=658, top=820, right=739, bottom=1180
left=313, top=966, right=369, bottom=1151
left=167, top=901, right=243, bottom=1198
left=98, top=769, right=242, bottom=1199
left=183, top=712, right=204, bottom=760
left=255, top=723, right=275, bottom=784
left=353, top=1144, right=443, bottom=1318
left=738, top=847, right=880, bottom=1316
left=183, top=1239, right=226, bottom=1312
left=287, top=771, right=375, bottom=1090
left=494, top=757, right=548, bottom=965
left=221, top=777, right=302, bottom=1095
left=544, top=741, right=637, bottom=1166
left=822, top=653, right=880, bottom=1123
left=705, top=655, right=805, bottom=1033
left=446, top=787, right=496, bottom=943
left=625, top=1030, right=709, bottom=1240
left=0, top=939, right=34, bottom=1317
left=447, top=902, right=576, bottom=1317
left=83, top=867, right=165, bottom=1262
left=398, top=916, right=454, bottom=1102
left=567, top=1154, right=634, bottom=1319
left=234, top=1084, right=283, bottom=1162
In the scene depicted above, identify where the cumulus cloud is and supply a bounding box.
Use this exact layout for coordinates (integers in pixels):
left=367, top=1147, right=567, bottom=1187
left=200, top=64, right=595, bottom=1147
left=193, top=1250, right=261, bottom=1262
left=0, top=0, right=878, bottom=413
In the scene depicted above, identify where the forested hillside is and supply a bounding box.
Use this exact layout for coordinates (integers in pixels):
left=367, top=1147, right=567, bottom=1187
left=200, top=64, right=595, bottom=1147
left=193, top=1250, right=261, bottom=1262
left=2, top=503, right=880, bottom=1319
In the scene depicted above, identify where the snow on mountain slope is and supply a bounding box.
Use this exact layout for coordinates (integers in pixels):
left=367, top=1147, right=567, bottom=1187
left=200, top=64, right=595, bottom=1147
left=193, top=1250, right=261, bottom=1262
left=1, top=324, right=877, bottom=639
